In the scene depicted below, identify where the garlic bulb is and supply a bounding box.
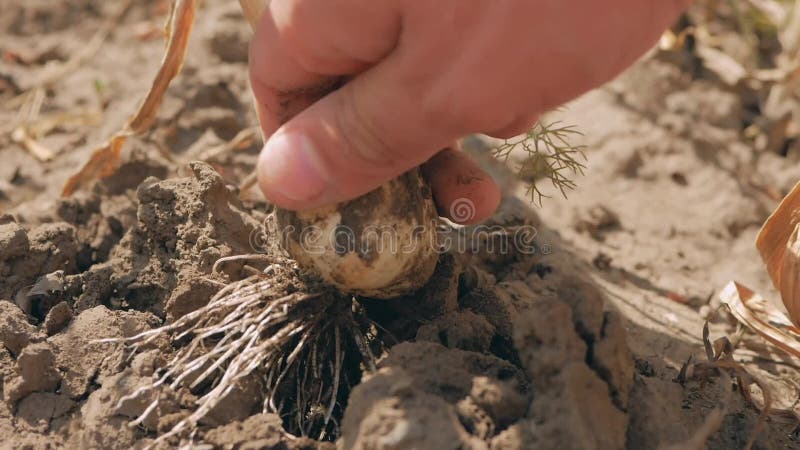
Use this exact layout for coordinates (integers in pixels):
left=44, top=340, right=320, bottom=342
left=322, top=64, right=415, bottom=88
left=275, top=168, right=440, bottom=298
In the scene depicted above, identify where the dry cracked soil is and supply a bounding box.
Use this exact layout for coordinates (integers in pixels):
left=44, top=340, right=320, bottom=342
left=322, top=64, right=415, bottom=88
left=1, top=1, right=800, bottom=449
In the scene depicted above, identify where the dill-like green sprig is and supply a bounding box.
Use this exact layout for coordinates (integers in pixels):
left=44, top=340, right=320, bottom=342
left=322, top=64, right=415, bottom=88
left=492, top=120, right=587, bottom=206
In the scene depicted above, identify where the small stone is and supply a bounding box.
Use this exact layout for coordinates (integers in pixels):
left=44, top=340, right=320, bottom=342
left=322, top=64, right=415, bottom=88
left=43, top=301, right=73, bottom=336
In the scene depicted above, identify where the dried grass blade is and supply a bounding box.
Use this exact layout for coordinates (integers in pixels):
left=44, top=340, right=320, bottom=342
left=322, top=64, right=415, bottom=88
left=128, top=0, right=195, bottom=133
left=62, top=0, right=196, bottom=196
left=11, top=127, right=55, bottom=162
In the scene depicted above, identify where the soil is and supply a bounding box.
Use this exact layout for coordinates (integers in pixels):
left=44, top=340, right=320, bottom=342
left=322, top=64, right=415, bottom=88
left=1, top=1, right=799, bottom=449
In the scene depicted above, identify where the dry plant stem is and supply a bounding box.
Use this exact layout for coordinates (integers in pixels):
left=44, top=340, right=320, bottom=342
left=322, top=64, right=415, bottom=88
left=62, top=0, right=197, bottom=196
left=197, top=126, right=260, bottom=161
left=714, top=282, right=800, bottom=424
left=11, top=106, right=103, bottom=163
left=11, top=127, right=54, bottom=162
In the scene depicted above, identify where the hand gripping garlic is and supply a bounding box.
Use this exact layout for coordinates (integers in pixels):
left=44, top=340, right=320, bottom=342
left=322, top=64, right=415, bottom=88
left=238, top=0, right=440, bottom=298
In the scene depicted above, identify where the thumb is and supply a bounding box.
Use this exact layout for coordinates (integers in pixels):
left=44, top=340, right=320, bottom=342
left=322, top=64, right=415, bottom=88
left=257, top=66, right=456, bottom=210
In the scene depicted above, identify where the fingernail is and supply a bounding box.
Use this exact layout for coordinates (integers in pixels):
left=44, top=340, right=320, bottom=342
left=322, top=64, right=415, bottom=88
left=259, top=130, right=327, bottom=204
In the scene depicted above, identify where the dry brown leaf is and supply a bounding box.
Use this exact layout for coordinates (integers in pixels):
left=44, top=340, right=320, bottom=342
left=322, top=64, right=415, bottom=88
left=780, top=223, right=800, bottom=325
left=62, top=0, right=196, bottom=196
left=756, top=181, right=800, bottom=325
left=719, top=281, right=800, bottom=357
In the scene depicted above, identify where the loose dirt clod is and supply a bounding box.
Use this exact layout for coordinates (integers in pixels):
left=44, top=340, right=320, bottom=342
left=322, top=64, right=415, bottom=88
left=3, top=342, right=61, bottom=406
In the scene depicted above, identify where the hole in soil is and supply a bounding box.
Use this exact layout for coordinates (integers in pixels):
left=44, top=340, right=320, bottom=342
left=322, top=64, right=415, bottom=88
left=531, top=263, right=553, bottom=279
left=779, top=137, right=797, bottom=158
left=438, top=329, right=449, bottom=347
left=496, top=366, right=518, bottom=382
left=489, top=335, right=523, bottom=369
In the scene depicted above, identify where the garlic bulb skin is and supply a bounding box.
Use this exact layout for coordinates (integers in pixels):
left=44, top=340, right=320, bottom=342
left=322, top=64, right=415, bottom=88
left=275, top=168, right=440, bottom=299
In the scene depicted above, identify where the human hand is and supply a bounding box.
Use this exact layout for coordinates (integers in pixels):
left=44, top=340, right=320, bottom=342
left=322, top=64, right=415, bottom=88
left=250, top=0, right=690, bottom=223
